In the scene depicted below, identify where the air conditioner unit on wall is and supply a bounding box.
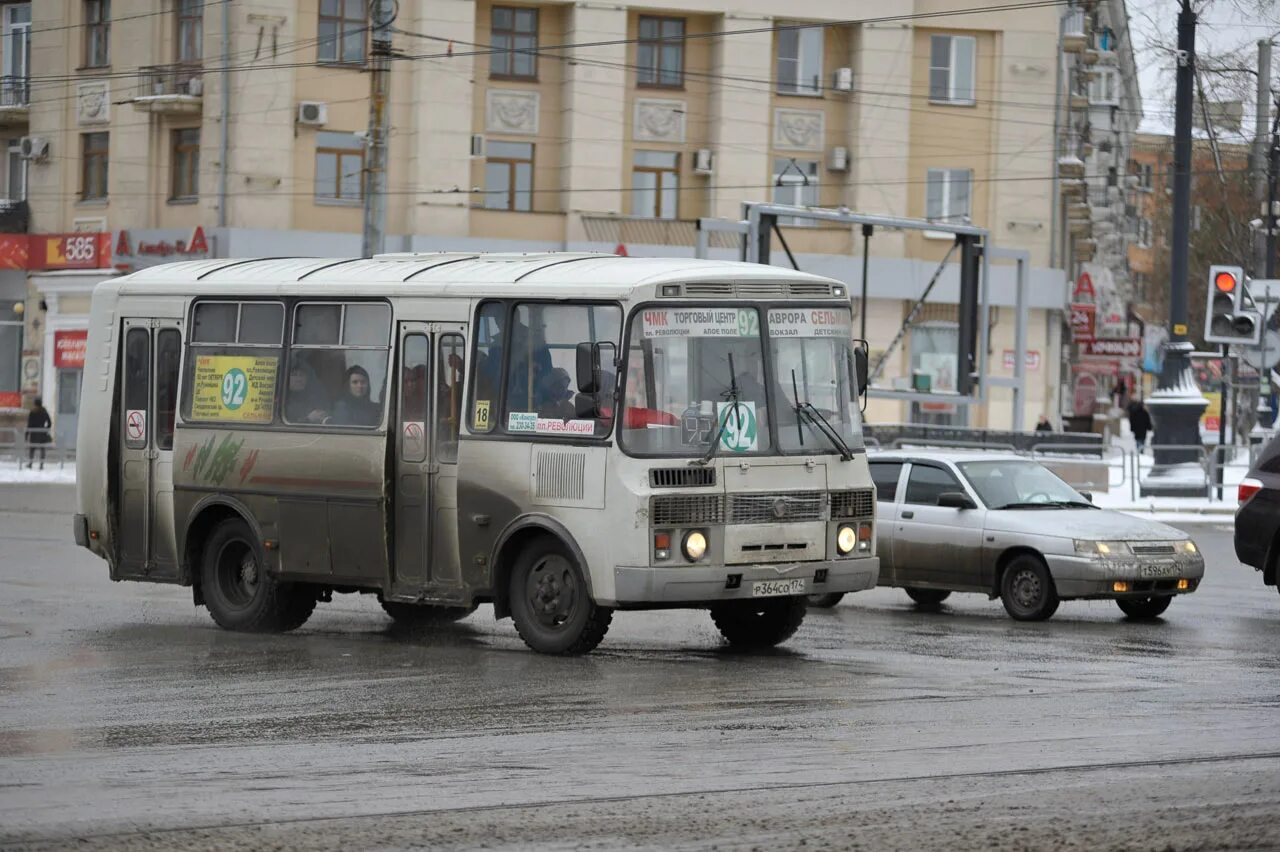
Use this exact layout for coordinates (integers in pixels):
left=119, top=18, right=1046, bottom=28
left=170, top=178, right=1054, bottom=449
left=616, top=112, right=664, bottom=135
left=693, top=148, right=714, bottom=175
left=297, top=101, right=328, bottom=126
left=19, top=136, right=48, bottom=161
left=832, top=67, right=854, bottom=93
left=186, top=77, right=204, bottom=96
left=470, top=134, right=485, bottom=157
left=827, top=146, right=850, bottom=172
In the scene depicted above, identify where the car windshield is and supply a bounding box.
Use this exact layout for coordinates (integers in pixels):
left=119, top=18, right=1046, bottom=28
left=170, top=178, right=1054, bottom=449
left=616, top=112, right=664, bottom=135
left=766, top=307, right=864, bottom=454
left=957, top=460, right=1088, bottom=508
left=620, top=306, right=772, bottom=456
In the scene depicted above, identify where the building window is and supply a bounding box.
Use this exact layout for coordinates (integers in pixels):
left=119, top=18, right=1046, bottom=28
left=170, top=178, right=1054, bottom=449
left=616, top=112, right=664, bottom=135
left=2, top=4, right=30, bottom=107
left=318, top=0, right=365, bottom=65
left=84, top=0, right=110, bottom=68
left=177, top=0, right=202, bottom=63
left=928, top=34, right=975, bottom=104
left=632, top=150, right=679, bottom=219
left=6, top=138, right=26, bottom=202
left=637, top=16, right=684, bottom=88
left=925, top=167, right=972, bottom=223
left=776, top=25, right=823, bottom=96
left=1138, top=162, right=1153, bottom=191
left=1137, top=217, right=1152, bottom=247
left=80, top=132, right=109, bottom=201
left=484, top=140, right=533, bottom=211
left=315, top=131, right=364, bottom=203
left=1089, top=68, right=1118, bottom=105
left=170, top=128, right=199, bottom=202
left=490, top=6, right=537, bottom=79
left=772, top=157, right=819, bottom=226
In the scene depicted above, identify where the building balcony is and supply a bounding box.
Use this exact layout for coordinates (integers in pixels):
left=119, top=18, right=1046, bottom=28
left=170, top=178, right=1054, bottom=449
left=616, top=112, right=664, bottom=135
left=132, top=65, right=203, bottom=114
left=0, top=76, right=29, bottom=127
left=1062, top=10, right=1087, bottom=53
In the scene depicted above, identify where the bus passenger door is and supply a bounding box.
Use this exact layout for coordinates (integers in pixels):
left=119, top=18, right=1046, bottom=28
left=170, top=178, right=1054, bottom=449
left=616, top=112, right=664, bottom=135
left=392, top=323, right=466, bottom=598
left=116, top=320, right=182, bottom=581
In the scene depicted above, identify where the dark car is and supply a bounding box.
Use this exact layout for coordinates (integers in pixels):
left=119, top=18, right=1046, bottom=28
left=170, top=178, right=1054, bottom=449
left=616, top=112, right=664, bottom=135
left=1234, top=433, right=1280, bottom=593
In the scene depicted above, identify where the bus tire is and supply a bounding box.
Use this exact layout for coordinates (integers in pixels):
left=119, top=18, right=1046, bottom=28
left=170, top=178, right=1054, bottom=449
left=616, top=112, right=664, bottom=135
left=200, top=517, right=315, bottom=633
left=381, top=599, right=477, bottom=627
left=508, top=536, right=611, bottom=655
left=904, top=587, right=951, bottom=608
left=710, top=596, right=807, bottom=649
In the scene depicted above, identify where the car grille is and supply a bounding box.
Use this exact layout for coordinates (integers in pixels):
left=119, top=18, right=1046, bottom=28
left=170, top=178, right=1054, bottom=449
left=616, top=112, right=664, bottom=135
left=728, top=491, right=825, bottom=524
left=830, top=489, right=874, bottom=519
left=652, top=494, right=725, bottom=526
left=1131, top=544, right=1176, bottom=556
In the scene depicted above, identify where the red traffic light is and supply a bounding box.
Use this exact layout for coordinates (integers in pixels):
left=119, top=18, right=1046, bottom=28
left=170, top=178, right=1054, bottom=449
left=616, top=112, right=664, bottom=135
left=1214, top=271, right=1238, bottom=293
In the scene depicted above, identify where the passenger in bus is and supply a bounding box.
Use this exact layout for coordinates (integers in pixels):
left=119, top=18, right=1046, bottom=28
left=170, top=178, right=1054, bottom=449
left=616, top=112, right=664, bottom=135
left=285, top=361, right=330, bottom=424
left=536, top=367, right=576, bottom=420
left=332, top=365, right=382, bottom=426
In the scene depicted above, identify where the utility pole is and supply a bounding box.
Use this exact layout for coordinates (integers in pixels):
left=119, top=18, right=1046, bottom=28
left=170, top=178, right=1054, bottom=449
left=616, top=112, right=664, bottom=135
left=1253, top=40, right=1271, bottom=275
left=1143, top=0, right=1208, bottom=496
left=361, top=0, right=396, bottom=258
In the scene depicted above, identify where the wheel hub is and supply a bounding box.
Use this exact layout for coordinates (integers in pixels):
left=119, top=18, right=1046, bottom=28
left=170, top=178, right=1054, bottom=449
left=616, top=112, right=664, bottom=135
left=527, top=555, right=576, bottom=627
left=1012, top=570, right=1041, bottom=609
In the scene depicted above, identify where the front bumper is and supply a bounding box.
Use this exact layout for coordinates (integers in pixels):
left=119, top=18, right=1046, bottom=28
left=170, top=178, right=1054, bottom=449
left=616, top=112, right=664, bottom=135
left=1044, top=553, right=1205, bottom=599
left=610, top=557, right=879, bottom=606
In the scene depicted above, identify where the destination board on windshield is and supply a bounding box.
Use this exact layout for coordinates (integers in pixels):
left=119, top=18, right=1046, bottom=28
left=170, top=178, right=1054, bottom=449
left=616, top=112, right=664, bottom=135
left=641, top=308, right=758, bottom=338
left=767, top=309, right=851, bottom=338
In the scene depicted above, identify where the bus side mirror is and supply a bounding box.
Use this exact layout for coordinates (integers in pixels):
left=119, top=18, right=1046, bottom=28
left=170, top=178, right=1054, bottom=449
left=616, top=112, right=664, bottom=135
left=854, top=345, right=869, bottom=396
left=576, top=342, right=601, bottom=394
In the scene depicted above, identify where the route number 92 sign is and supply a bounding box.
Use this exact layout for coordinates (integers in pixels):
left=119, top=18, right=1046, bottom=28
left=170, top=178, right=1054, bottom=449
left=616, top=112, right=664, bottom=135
left=717, top=401, right=758, bottom=452
left=191, top=355, right=278, bottom=423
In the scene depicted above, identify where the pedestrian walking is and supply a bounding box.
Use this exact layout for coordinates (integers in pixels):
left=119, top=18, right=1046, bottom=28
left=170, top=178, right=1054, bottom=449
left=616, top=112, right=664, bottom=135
left=1034, top=414, right=1053, bottom=433
left=26, top=396, right=52, bottom=470
left=1128, top=400, right=1152, bottom=454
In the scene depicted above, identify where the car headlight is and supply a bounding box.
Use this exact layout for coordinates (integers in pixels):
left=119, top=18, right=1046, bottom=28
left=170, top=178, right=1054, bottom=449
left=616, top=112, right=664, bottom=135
left=837, top=525, right=857, bottom=555
left=683, top=530, right=708, bottom=562
left=1179, top=539, right=1198, bottom=555
left=1074, top=540, right=1130, bottom=557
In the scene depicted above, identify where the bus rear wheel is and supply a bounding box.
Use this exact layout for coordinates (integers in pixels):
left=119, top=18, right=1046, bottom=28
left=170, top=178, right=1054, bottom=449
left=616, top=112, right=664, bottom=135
left=200, top=518, right=315, bottom=633
left=710, top=596, right=807, bottom=649
left=381, top=599, right=477, bottom=628
left=509, top=537, right=612, bottom=655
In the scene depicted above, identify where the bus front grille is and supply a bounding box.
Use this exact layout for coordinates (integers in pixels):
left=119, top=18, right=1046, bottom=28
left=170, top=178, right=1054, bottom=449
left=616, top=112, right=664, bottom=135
left=652, top=495, right=725, bottom=526
left=728, top=492, right=825, bottom=524
left=830, top=489, right=874, bottom=519
left=650, top=467, right=717, bottom=488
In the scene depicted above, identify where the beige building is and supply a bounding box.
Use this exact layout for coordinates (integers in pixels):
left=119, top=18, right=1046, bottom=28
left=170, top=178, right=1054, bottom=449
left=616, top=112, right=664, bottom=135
left=0, top=0, right=1143, bottom=438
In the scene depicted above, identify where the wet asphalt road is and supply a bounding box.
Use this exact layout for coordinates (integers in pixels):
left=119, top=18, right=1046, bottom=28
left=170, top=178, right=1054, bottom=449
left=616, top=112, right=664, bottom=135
left=1, top=484, right=1278, bottom=851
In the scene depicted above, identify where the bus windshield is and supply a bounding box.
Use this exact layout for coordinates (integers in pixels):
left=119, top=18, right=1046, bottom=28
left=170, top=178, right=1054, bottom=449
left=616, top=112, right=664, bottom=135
left=620, top=305, right=863, bottom=457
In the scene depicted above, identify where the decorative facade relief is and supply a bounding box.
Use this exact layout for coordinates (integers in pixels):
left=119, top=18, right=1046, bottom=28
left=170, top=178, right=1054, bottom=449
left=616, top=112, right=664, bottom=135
left=77, top=81, right=110, bottom=125
left=485, top=89, right=539, bottom=135
left=772, top=108, right=824, bottom=151
left=633, top=99, right=686, bottom=143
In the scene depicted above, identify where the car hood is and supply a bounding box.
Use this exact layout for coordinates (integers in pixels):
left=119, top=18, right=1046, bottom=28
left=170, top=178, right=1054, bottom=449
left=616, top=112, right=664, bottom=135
left=984, top=508, right=1190, bottom=541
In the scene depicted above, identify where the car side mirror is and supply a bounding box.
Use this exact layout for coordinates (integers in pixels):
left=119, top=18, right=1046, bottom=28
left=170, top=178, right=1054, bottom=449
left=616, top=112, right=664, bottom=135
left=937, top=491, right=976, bottom=510
left=576, top=342, right=601, bottom=394
left=1079, top=491, right=1094, bottom=503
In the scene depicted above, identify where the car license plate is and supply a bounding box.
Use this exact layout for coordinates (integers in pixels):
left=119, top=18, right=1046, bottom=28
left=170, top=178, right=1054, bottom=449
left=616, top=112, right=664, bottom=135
left=1139, top=562, right=1176, bottom=578
left=751, top=579, right=806, bottom=597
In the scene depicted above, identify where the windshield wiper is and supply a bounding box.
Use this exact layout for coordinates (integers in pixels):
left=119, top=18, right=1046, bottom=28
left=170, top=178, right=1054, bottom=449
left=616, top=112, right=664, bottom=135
left=1047, top=499, right=1098, bottom=509
left=692, top=352, right=739, bottom=467
left=993, top=501, right=1064, bottom=510
left=789, top=370, right=853, bottom=462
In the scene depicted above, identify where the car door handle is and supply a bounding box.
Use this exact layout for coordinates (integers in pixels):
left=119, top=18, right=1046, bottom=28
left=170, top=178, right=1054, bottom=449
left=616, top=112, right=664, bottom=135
left=901, top=510, right=914, bottom=519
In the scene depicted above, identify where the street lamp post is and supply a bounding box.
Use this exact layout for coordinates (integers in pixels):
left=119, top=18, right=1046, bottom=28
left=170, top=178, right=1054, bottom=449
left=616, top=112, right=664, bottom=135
left=1142, top=0, right=1209, bottom=496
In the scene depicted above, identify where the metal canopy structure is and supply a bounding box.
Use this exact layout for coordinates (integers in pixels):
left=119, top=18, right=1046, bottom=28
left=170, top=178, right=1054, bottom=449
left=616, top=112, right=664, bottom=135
left=696, top=203, right=1031, bottom=431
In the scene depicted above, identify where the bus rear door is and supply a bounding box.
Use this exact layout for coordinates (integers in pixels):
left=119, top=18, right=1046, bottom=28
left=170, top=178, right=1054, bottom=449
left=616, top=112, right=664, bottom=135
left=391, top=323, right=466, bottom=599
left=116, top=319, right=182, bottom=580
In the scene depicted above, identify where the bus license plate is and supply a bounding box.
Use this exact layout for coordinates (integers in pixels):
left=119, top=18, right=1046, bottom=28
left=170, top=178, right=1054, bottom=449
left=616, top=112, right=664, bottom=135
left=752, top=579, right=806, bottom=597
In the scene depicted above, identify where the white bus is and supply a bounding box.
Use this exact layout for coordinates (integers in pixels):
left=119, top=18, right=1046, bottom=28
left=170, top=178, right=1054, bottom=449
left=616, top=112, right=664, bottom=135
left=74, top=253, right=878, bottom=654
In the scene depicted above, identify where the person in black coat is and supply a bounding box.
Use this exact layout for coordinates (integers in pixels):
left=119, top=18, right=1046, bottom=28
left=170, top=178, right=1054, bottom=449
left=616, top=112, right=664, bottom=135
left=26, top=397, right=52, bottom=470
left=1128, top=400, right=1152, bottom=453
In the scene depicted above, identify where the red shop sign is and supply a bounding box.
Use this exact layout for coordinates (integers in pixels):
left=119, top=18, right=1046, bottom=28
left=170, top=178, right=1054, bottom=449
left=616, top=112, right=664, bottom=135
left=1070, top=303, right=1096, bottom=342
left=54, top=330, right=88, bottom=369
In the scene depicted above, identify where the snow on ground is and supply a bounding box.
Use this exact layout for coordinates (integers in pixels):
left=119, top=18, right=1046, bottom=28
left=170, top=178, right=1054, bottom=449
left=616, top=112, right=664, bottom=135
left=0, top=463, right=77, bottom=484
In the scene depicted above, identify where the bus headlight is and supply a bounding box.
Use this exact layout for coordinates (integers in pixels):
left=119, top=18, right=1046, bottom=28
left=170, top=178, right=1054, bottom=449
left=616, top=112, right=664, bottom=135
left=683, top=530, right=708, bottom=562
left=837, top=525, right=857, bottom=555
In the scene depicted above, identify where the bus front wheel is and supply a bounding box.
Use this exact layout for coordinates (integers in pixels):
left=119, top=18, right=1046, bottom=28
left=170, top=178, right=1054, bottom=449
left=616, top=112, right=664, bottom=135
left=710, top=596, right=807, bottom=649
left=200, top=518, right=315, bottom=633
left=508, top=537, right=612, bottom=655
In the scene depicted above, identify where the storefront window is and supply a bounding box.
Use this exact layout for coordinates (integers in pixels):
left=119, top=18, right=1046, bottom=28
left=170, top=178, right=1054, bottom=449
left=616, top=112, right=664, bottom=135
left=0, top=299, right=22, bottom=407
left=909, top=321, right=964, bottom=426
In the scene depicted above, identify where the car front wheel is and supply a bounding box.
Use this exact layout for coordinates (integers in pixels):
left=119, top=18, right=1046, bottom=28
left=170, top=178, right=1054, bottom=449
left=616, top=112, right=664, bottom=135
left=806, top=592, right=845, bottom=608
left=999, top=555, right=1059, bottom=621
left=904, top=587, right=951, bottom=608
left=1116, top=596, right=1172, bottom=620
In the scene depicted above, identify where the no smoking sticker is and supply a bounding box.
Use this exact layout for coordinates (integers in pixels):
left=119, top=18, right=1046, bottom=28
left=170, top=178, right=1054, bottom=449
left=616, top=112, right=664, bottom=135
left=403, top=421, right=425, bottom=441
left=126, top=409, right=146, bottom=442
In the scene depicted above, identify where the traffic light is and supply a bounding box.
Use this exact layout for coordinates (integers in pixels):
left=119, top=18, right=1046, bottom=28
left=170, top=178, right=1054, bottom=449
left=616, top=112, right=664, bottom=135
left=1204, top=265, right=1261, bottom=345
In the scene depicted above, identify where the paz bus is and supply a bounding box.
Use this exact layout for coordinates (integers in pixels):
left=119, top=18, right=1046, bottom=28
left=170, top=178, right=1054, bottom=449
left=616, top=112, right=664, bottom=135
left=73, top=253, right=878, bottom=654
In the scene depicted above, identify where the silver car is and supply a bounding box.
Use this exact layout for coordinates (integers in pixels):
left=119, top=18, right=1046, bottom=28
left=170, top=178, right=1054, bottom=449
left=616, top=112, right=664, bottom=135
left=809, top=451, right=1205, bottom=621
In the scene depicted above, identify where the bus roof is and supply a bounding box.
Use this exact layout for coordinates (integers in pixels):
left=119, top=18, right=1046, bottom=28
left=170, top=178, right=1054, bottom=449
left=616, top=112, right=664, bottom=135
left=110, top=252, right=847, bottom=300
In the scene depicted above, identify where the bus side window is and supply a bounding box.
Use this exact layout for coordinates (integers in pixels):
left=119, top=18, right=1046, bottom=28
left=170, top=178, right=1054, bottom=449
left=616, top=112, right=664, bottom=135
left=400, top=334, right=428, bottom=463
left=437, top=334, right=464, bottom=462
left=470, top=302, right=505, bottom=434
left=123, top=328, right=150, bottom=449
left=155, top=329, right=181, bottom=450
left=289, top=302, right=391, bottom=429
